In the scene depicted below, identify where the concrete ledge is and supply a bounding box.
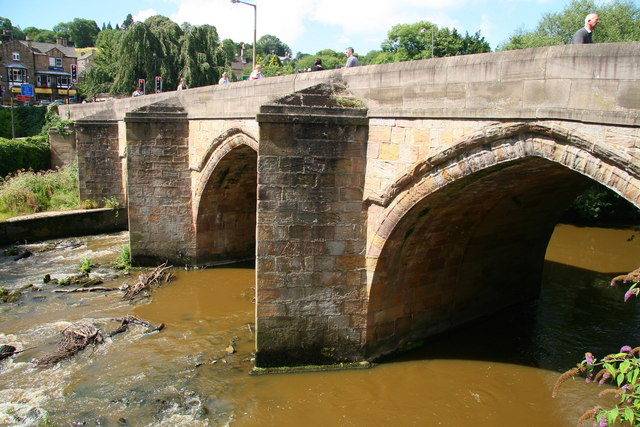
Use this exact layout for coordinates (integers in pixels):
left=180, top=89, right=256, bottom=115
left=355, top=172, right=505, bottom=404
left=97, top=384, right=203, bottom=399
left=0, top=208, right=128, bottom=245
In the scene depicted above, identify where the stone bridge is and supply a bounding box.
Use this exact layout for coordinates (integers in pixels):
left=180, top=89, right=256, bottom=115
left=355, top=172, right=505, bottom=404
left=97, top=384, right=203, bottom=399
left=55, top=42, right=640, bottom=367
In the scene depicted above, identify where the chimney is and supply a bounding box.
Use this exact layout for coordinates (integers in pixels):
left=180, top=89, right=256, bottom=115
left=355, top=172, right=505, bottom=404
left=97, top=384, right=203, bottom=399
left=56, top=37, right=67, bottom=47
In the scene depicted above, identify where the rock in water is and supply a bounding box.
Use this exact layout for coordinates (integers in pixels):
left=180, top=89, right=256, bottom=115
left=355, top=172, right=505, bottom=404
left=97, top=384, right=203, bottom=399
left=0, top=345, right=17, bottom=360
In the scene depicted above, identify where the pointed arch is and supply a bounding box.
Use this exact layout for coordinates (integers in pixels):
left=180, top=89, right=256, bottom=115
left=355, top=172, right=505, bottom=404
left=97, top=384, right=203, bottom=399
left=363, top=121, right=640, bottom=359
left=193, top=128, right=258, bottom=265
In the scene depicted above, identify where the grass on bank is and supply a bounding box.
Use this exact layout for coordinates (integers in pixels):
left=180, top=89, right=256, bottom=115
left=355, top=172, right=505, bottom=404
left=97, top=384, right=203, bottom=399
left=0, top=163, right=81, bottom=221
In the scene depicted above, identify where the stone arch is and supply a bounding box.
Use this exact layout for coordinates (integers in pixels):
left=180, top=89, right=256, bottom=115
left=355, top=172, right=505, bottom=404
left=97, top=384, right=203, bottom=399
left=193, top=128, right=258, bottom=265
left=364, top=121, right=640, bottom=359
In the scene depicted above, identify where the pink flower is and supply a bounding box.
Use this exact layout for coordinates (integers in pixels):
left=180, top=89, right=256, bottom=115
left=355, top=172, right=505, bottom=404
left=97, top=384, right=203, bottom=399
left=620, top=346, right=633, bottom=353
left=585, top=352, right=595, bottom=365
left=624, top=288, right=639, bottom=302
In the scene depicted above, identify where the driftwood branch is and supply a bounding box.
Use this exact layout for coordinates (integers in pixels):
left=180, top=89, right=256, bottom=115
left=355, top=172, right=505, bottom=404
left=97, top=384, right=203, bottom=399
left=53, top=286, right=122, bottom=293
left=121, top=262, right=174, bottom=301
left=108, top=315, right=164, bottom=337
left=34, top=323, right=104, bottom=366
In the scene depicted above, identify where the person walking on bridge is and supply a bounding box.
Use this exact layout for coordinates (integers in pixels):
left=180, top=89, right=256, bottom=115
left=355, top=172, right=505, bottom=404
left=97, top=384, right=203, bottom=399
left=573, top=13, right=600, bottom=44
left=345, top=47, right=359, bottom=67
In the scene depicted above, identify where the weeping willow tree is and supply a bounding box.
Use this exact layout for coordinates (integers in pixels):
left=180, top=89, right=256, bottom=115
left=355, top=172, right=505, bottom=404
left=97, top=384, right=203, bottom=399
left=76, top=29, right=121, bottom=99
left=144, top=15, right=183, bottom=92
left=180, top=24, right=226, bottom=88
left=112, top=22, right=164, bottom=95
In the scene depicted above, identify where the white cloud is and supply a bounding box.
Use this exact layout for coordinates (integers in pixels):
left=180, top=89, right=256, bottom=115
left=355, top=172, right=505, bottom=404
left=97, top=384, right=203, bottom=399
left=133, top=8, right=159, bottom=23
left=168, top=0, right=471, bottom=48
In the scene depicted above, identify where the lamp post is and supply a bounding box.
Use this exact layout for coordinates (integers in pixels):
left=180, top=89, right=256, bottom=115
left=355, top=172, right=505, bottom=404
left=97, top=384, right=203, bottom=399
left=231, top=0, right=257, bottom=71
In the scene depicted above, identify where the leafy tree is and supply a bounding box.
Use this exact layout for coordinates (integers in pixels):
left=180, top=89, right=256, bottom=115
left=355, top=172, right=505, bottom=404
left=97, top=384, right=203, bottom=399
left=179, top=24, right=226, bottom=88
left=77, top=29, right=121, bottom=98
left=121, top=14, right=134, bottom=31
left=23, top=27, right=57, bottom=43
left=144, top=15, right=184, bottom=90
left=256, top=34, right=291, bottom=58
left=0, top=17, right=24, bottom=40
left=381, top=21, right=490, bottom=62
left=112, top=22, right=162, bottom=94
left=67, top=18, right=100, bottom=47
left=499, top=0, right=640, bottom=50
left=221, top=38, right=237, bottom=64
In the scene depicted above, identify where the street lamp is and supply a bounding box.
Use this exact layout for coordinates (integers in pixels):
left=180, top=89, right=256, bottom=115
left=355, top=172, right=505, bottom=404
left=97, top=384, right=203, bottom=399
left=231, top=0, right=257, bottom=71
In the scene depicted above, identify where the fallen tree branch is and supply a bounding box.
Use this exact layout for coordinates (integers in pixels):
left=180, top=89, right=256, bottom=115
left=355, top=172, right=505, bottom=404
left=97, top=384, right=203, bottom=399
left=34, top=323, right=104, bottom=366
left=54, top=286, right=122, bottom=293
left=121, top=262, right=174, bottom=301
left=108, top=315, right=164, bottom=337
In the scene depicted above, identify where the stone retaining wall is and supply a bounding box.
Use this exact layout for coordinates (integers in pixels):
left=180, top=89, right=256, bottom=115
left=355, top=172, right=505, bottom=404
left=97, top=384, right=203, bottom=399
left=0, top=208, right=127, bottom=245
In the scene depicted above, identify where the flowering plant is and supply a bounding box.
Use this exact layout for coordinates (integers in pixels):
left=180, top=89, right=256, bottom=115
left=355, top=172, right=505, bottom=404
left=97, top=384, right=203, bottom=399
left=553, top=267, right=640, bottom=426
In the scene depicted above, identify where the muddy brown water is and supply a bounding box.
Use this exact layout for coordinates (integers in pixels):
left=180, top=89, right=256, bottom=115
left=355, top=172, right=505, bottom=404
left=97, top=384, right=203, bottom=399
left=1, top=225, right=639, bottom=426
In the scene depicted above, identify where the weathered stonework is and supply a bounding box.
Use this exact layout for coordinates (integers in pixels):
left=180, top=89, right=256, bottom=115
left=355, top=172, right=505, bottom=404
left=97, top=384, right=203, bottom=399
left=255, top=84, right=369, bottom=366
left=125, top=101, right=194, bottom=266
left=49, top=126, right=76, bottom=169
left=74, top=120, right=124, bottom=205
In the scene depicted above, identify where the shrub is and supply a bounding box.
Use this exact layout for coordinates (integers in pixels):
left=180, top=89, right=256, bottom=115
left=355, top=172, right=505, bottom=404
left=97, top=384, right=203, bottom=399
left=0, top=163, right=79, bottom=218
left=0, top=135, right=50, bottom=178
left=112, top=245, right=131, bottom=272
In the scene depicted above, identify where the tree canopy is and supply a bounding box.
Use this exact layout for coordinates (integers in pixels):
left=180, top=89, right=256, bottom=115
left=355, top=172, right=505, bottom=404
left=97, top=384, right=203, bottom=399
left=499, top=0, right=640, bottom=50
left=256, top=34, right=291, bottom=58
left=378, top=21, right=490, bottom=63
left=53, top=18, right=100, bottom=47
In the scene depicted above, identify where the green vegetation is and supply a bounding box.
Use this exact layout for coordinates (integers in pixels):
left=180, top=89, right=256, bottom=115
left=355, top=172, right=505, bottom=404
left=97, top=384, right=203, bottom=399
left=0, top=105, right=47, bottom=139
left=112, top=245, right=132, bottom=273
left=0, top=163, right=79, bottom=220
left=80, top=257, right=93, bottom=275
left=0, top=135, right=50, bottom=179
left=561, top=184, right=640, bottom=226
left=499, top=0, right=640, bottom=50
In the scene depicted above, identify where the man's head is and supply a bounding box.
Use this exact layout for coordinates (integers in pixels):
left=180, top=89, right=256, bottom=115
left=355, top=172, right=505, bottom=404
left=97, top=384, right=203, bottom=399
left=346, top=47, right=354, bottom=56
left=585, top=13, right=600, bottom=31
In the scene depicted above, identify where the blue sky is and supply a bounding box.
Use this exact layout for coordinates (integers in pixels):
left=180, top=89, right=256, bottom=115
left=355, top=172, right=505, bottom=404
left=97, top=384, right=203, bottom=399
left=1, top=0, right=629, bottom=54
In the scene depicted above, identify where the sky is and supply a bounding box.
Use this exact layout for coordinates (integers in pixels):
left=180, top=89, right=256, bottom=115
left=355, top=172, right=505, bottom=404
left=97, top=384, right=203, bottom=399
left=0, top=0, right=625, bottom=55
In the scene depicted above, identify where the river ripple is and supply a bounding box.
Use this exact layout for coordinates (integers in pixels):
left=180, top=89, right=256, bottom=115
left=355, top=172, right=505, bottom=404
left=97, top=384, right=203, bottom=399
left=0, top=225, right=638, bottom=426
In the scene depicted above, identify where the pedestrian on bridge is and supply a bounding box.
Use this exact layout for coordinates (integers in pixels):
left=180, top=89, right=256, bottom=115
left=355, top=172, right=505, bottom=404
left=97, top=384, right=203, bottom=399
left=249, top=65, right=264, bottom=80
left=345, top=47, right=359, bottom=67
left=573, top=13, right=600, bottom=44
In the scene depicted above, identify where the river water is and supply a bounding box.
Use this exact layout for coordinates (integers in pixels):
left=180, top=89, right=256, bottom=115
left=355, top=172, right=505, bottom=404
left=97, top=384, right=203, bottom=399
left=1, top=225, right=639, bottom=426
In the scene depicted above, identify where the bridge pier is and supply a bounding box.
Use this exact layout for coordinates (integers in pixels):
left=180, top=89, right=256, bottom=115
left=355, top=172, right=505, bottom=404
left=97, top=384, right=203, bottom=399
left=74, top=120, right=125, bottom=206
left=254, top=84, right=370, bottom=367
left=125, top=102, right=195, bottom=266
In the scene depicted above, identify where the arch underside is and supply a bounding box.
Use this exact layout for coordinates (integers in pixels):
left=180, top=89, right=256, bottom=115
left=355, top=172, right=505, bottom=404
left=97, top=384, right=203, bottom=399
left=364, top=129, right=636, bottom=358
left=195, top=144, right=257, bottom=265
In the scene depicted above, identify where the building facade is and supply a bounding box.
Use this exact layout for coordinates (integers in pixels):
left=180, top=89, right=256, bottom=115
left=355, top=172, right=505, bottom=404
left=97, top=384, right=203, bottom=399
left=0, top=36, right=77, bottom=105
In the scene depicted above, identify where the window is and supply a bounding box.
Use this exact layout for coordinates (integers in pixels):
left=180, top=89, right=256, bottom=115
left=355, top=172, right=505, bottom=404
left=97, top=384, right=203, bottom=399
left=12, top=52, right=20, bottom=61
left=9, top=69, right=24, bottom=83
left=57, top=75, right=70, bottom=88
left=37, top=75, right=50, bottom=87
left=48, top=57, right=62, bottom=67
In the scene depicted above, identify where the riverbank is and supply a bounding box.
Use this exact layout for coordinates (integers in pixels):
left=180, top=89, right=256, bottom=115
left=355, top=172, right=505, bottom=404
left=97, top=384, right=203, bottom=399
left=0, top=208, right=127, bottom=245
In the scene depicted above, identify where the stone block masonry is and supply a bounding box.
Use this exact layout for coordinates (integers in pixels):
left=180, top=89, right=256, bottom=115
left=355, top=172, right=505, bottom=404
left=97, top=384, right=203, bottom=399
left=255, top=84, right=370, bottom=367
left=125, top=102, right=195, bottom=266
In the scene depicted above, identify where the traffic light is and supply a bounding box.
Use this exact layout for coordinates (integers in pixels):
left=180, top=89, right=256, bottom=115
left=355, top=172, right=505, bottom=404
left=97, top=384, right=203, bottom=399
left=70, top=64, right=77, bottom=84
left=138, top=79, right=145, bottom=95
left=155, top=76, right=162, bottom=93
